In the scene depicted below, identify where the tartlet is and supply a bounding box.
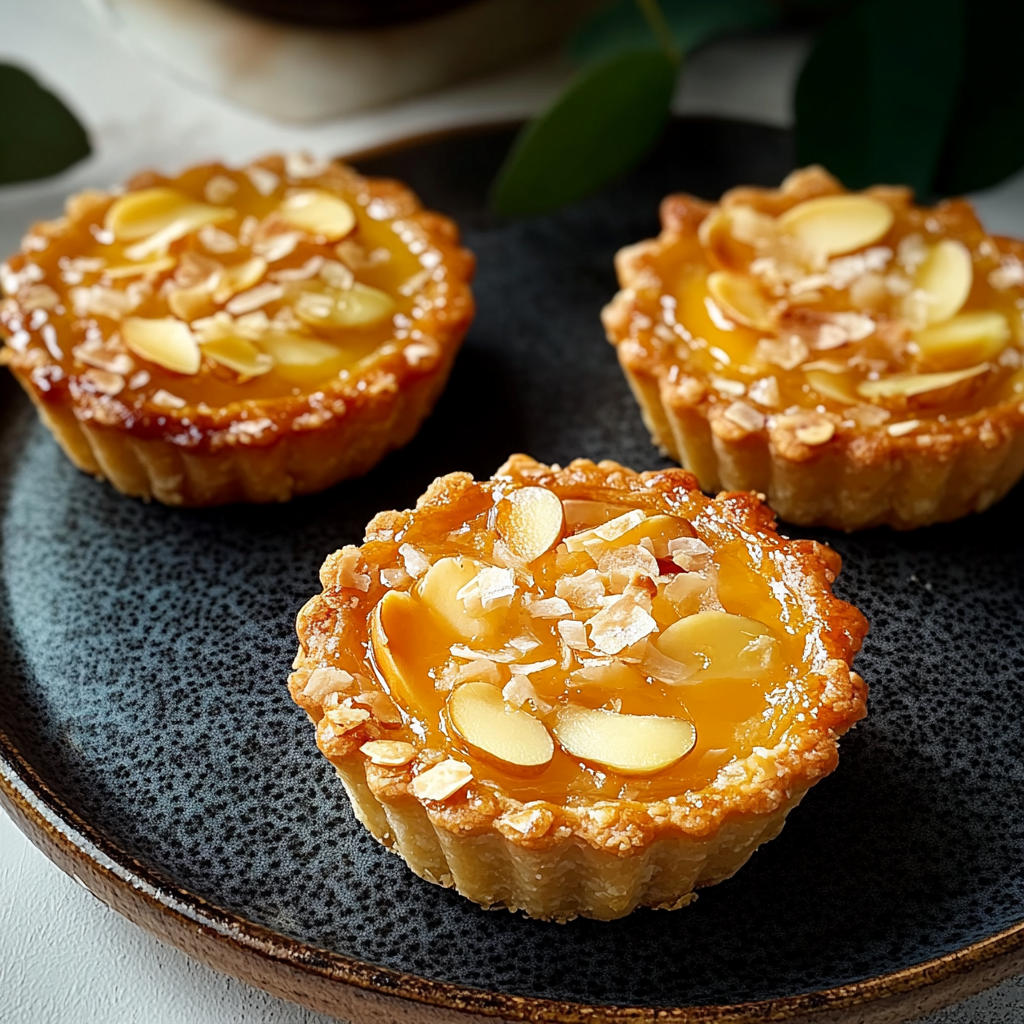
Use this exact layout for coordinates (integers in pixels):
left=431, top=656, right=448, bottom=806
left=290, top=454, right=867, bottom=922
left=604, top=166, right=1024, bottom=530
left=0, top=153, right=474, bottom=506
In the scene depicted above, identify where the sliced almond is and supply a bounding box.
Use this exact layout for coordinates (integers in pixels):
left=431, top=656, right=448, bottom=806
left=294, top=282, right=394, bottom=329
left=103, top=256, right=177, bottom=279
left=212, top=256, right=268, bottom=304
left=794, top=421, right=835, bottom=446
left=418, top=556, right=505, bottom=643
left=806, top=368, right=858, bottom=404
left=857, top=363, right=989, bottom=399
left=915, top=239, right=973, bottom=325
left=553, top=705, right=696, bottom=775
left=777, top=195, right=894, bottom=257
left=913, top=311, right=1010, bottom=370
left=360, top=740, right=416, bottom=766
left=656, top=610, right=778, bottom=680
left=496, top=486, right=564, bottom=564
left=706, top=270, right=774, bottom=330
left=122, top=317, right=200, bottom=374
left=411, top=759, right=472, bottom=801
left=561, top=499, right=631, bottom=528
left=258, top=333, right=341, bottom=368
left=370, top=590, right=418, bottom=707
left=200, top=334, right=274, bottom=377
left=278, top=190, right=356, bottom=240
left=448, top=682, right=553, bottom=769
left=105, top=188, right=234, bottom=242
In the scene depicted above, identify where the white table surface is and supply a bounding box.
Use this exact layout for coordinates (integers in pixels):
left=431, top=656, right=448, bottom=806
left=2, top=2, right=1024, bottom=1021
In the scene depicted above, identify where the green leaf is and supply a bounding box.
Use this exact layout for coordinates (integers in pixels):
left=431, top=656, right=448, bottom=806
left=491, top=49, right=676, bottom=217
left=0, top=64, right=91, bottom=186
left=933, top=1, right=1024, bottom=194
left=570, top=0, right=779, bottom=65
left=794, top=0, right=964, bottom=197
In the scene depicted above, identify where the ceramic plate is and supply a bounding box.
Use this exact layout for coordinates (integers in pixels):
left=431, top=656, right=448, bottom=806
left=2, top=120, right=1024, bottom=1023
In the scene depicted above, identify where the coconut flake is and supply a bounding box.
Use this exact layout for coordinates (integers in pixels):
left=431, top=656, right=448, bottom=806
left=554, top=569, right=606, bottom=608
left=526, top=596, right=573, bottom=619
left=398, top=543, right=431, bottom=579
left=587, top=595, right=658, bottom=655
left=557, top=619, right=589, bottom=651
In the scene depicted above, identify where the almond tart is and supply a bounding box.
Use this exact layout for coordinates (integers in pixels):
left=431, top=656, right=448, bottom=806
left=0, top=153, right=474, bottom=505
left=290, top=454, right=867, bottom=922
left=604, top=166, right=1024, bottom=530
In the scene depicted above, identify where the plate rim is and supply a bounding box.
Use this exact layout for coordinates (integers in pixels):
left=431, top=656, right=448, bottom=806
left=3, top=118, right=1024, bottom=1022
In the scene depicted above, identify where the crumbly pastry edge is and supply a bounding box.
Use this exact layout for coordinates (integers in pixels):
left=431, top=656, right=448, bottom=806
left=602, top=179, right=1024, bottom=531
left=289, top=455, right=868, bottom=920
left=0, top=160, right=475, bottom=506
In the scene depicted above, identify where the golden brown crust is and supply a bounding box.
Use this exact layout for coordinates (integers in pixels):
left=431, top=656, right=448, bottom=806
left=0, top=155, right=474, bottom=505
left=291, top=456, right=867, bottom=860
left=603, top=167, right=1024, bottom=530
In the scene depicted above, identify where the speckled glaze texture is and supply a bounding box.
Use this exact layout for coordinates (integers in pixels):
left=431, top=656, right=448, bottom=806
left=2, top=121, right=1023, bottom=1017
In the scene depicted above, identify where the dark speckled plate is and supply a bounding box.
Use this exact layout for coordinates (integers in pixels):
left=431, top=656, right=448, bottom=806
left=3, top=120, right=1024, bottom=1024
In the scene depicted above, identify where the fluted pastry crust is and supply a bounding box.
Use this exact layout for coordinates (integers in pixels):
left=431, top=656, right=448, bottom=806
left=0, top=155, right=474, bottom=505
left=603, top=168, right=1024, bottom=530
left=290, top=455, right=868, bottom=921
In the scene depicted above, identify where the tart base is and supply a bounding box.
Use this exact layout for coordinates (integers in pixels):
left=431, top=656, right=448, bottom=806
left=621, top=357, right=1024, bottom=531
left=335, top=762, right=802, bottom=923
left=13, top=343, right=457, bottom=506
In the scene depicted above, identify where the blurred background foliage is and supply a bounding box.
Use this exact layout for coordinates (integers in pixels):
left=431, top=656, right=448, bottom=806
left=4, top=0, right=1021, bottom=216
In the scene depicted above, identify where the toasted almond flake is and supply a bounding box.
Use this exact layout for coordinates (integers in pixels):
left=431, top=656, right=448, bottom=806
left=270, top=256, right=324, bottom=282
left=351, top=689, right=402, bottom=725
left=72, top=341, right=134, bottom=375
left=555, top=569, right=606, bottom=608
left=336, top=545, right=371, bottom=592
left=857, top=364, right=988, bottom=399
left=204, top=175, right=238, bottom=204
left=411, top=759, right=472, bottom=801
left=498, top=805, right=554, bottom=837
left=558, top=619, right=589, bottom=651
left=587, top=596, right=658, bottom=655
left=404, top=341, right=438, bottom=366
left=197, top=224, right=239, bottom=255
left=668, top=536, right=713, bottom=571
left=104, top=256, right=177, bottom=279
left=755, top=334, right=809, bottom=371
left=887, top=419, right=922, bottom=437
left=123, top=317, right=200, bottom=374
left=360, top=740, right=416, bottom=766
left=254, top=231, right=302, bottom=263
left=723, top=400, right=765, bottom=433
left=509, top=658, right=557, bottom=676
left=501, top=675, right=552, bottom=713
left=225, top=282, right=284, bottom=315
left=380, top=567, right=410, bottom=588
left=319, top=260, right=355, bottom=289
left=457, top=566, right=516, bottom=614
left=20, top=284, right=59, bottom=311
left=706, top=270, right=774, bottom=330
left=526, top=596, right=572, bottom=618
left=747, top=376, right=780, bottom=407
left=279, top=189, right=356, bottom=241
left=285, top=152, right=330, bottom=178
left=128, top=370, right=151, bottom=390
left=302, top=667, right=354, bottom=700
left=398, top=543, right=431, bottom=578
left=80, top=368, right=125, bottom=396
left=324, top=706, right=370, bottom=731
left=795, top=421, right=836, bottom=445
left=246, top=165, right=280, bottom=196
left=710, top=376, right=746, bottom=397
left=641, top=643, right=695, bottom=685
left=450, top=644, right=520, bottom=664
left=151, top=389, right=186, bottom=409
left=563, top=509, right=645, bottom=553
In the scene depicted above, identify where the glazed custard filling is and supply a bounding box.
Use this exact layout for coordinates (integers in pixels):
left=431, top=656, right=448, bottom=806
left=333, top=479, right=824, bottom=805
left=0, top=154, right=436, bottom=413
left=647, top=170, right=1024, bottom=440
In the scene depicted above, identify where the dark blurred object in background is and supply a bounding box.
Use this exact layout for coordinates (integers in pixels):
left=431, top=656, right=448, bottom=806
left=215, top=0, right=476, bottom=26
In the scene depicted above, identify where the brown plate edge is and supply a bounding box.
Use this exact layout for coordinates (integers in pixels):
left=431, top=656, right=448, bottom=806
left=3, top=731, right=1024, bottom=1024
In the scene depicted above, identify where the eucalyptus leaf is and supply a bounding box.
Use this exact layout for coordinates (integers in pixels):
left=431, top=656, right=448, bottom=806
left=794, top=0, right=963, bottom=197
left=934, top=0, right=1024, bottom=194
left=491, top=49, right=676, bottom=217
left=570, top=0, right=779, bottom=65
left=0, top=64, right=90, bottom=186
